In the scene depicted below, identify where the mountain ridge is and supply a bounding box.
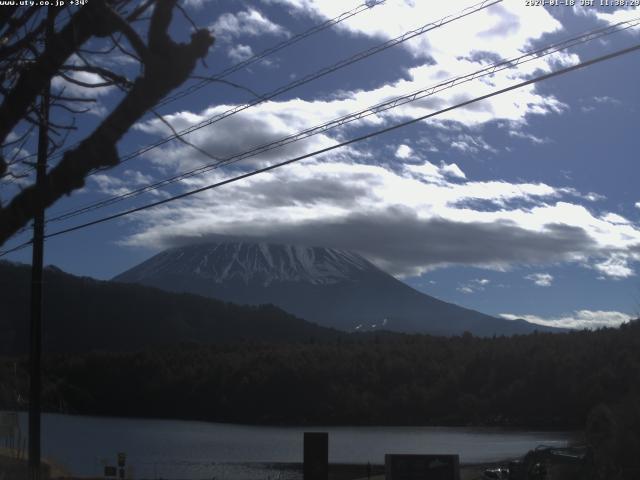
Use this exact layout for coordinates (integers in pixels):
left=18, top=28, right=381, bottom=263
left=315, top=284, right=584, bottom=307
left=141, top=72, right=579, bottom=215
left=114, top=240, right=562, bottom=336
left=0, top=260, right=341, bottom=355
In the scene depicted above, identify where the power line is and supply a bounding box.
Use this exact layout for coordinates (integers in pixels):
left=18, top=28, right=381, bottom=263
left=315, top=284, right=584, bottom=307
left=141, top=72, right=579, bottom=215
left=157, top=0, right=386, bottom=108
left=90, top=0, right=504, bottom=172
left=0, top=241, right=32, bottom=257
left=0, top=38, right=633, bottom=257
left=5, top=0, right=501, bottom=184
left=2, top=0, right=386, bottom=178
left=20, top=0, right=499, bottom=213
left=45, top=17, right=640, bottom=223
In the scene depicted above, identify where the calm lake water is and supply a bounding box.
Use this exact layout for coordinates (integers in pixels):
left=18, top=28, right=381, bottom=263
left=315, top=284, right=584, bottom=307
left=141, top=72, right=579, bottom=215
left=14, top=413, right=575, bottom=479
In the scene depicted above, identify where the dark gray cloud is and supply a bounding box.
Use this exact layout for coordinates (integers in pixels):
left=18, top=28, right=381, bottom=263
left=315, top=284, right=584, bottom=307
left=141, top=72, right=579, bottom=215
left=232, top=175, right=371, bottom=209
left=157, top=208, right=597, bottom=277
left=139, top=109, right=337, bottom=170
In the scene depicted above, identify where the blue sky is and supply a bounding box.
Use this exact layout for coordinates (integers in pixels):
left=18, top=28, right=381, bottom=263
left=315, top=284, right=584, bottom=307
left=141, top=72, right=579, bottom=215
left=2, top=0, right=640, bottom=329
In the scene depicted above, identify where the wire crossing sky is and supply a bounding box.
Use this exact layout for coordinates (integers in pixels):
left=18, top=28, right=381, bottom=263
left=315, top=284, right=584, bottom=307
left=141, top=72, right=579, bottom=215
left=2, top=0, right=640, bottom=331
left=2, top=34, right=638, bottom=257
left=44, top=17, right=640, bottom=224
left=89, top=0, right=504, bottom=177
left=2, top=0, right=388, bottom=177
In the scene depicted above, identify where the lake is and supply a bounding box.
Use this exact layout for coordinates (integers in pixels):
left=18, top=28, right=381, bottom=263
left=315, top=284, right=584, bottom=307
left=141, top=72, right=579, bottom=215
left=14, top=412, right=575, bottom=479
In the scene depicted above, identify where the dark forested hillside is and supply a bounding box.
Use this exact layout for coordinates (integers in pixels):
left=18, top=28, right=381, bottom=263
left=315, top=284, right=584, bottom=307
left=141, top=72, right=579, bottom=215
left=0, top=261, right=340, bottom=354
left=1, top=321, right=639, bottom=429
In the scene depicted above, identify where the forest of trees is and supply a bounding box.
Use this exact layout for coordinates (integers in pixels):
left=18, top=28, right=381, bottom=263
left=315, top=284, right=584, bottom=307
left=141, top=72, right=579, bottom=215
left=1, top=319, right=639, bottom=430
left=0, top=260, right=341, bottom=355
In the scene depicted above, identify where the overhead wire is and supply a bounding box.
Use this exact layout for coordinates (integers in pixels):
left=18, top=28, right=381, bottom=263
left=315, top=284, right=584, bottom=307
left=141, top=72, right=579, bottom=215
left=45, top=17, right=640, bottom=224
left=5, top=0, right=502, bottom=195
left=156, top=0, right=387, bottom=108
left=2, top=0, right=387, bottom=178
left=0, top=0, right=393, bottom=242
left=3, top=37, right=639, bottom=257
left=96, top=0, right=503, bottom=172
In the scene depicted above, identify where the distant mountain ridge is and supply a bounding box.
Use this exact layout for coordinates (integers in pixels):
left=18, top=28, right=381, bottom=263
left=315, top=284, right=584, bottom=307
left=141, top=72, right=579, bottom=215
left=0, top=260, right=340, bottom=355
left=114, top=241, right=561, bottom=336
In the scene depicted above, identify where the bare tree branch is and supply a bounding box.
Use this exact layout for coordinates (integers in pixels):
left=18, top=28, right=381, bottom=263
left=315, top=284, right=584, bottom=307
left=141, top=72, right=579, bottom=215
left=61, top=64, right=132, bottom=88
left=1, top=126, right=33, bottom=149
left=0, top=1, right=119, bottom=144
left=109, top=32, right=143, bottom=64
left=176, top=3, right=198, bottom=31
left=190, top=75, right=265, bottom=100
left=49, top=94, right=97, bottom=103
left=58, top=71, right=118, bottom=89
left=51, top=103, right=92, bottom=115
left=151, top=108, right=222, bottom=162
left=126, top=0, right=156, bottom=22
left=0, top=7, right=38, bottom=47
left=0, top=0, right=214, bottom=245
left=0, top=18, right=46, bottom=61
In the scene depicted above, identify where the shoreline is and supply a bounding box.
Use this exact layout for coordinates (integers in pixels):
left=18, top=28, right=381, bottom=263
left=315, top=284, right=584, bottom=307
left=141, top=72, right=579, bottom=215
left=2, top=408, right=582, bottom=433
left=1, top=413, right=578, bottom=479
left=0, top=460, right=514, bottom=480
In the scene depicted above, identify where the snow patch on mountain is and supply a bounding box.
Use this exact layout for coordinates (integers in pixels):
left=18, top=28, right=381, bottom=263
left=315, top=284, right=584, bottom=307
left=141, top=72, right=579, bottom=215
left=121, top=241, right=374, bottom=286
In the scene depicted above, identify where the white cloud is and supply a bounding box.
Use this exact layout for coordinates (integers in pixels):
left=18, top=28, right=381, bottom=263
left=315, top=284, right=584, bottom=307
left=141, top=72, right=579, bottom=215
left=124, top=84, right=640, bottom=280
left=90, top=170, right=159, bottom=196
left=509, top=129, right=550, bottom=145
left=580, top=95, right=623, bottom=114
left=123, top=92, right=640, bottom=279
left=227, top=44, right=254, bottom=62
left=51, top=70, right=115, bottom=99
left=594, top=95, right=622, bottom=105
left=5, top=131, right=19, bottom=143
left=223, top=0, right=573, bottom=132
left=120, top=146, right=640, bottom=281
left=184, top=0, right=212, bottom=8
left=112, top=1, right=640, bottom=279
left=525, top=272, right=554, bottom=287
left=440, top=163, right=466, bottom=180
left=135, top=100, right=343, bottom=172
left=500, top=310, right=633, bottom=330
left=601, top=212, right=630, bottom=225
left=404, top=161, right=466, bottom=184
left=587, top=6, right=640, bottom=32
left=450, top=134, right=497, bottom=154
left=395, top=144, right=413, bottom=159
left=594, top=253, right=635, bottom=278
left=133, top=0, right=580, bottom=176
left=117, top=148, right=640, bottom=279
left=584, top=192, right=606, bottom=202
left=457, top=278, right=490, bottom=294
left=269, top=1, right=563, bottom=60
left=212, top=8, right=289, bottom=41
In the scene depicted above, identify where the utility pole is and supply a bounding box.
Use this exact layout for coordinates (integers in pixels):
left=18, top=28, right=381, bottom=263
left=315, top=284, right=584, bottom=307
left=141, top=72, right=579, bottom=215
left=29, top=8, right=53, bottom=480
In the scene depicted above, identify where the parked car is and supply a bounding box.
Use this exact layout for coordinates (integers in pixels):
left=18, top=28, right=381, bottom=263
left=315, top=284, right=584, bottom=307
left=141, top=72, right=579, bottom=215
left=482, top=467, right=509, bottom=479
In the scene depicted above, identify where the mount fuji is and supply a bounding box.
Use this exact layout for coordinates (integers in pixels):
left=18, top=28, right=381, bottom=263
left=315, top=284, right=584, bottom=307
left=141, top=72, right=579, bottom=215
left=114, top=241, right=558, bottom=336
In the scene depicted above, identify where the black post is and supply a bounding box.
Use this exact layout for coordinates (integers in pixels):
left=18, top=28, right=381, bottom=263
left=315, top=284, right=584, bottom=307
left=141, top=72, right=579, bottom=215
left=303, top=432, right=328, bottom=480
left=28, top=8, right=52, bottom=480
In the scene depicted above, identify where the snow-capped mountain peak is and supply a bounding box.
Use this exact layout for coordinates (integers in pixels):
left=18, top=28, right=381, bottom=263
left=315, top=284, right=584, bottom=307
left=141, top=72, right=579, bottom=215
left=118, top=241, right=374, bottom=286
left=114, top=239, right=562, bottom=336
